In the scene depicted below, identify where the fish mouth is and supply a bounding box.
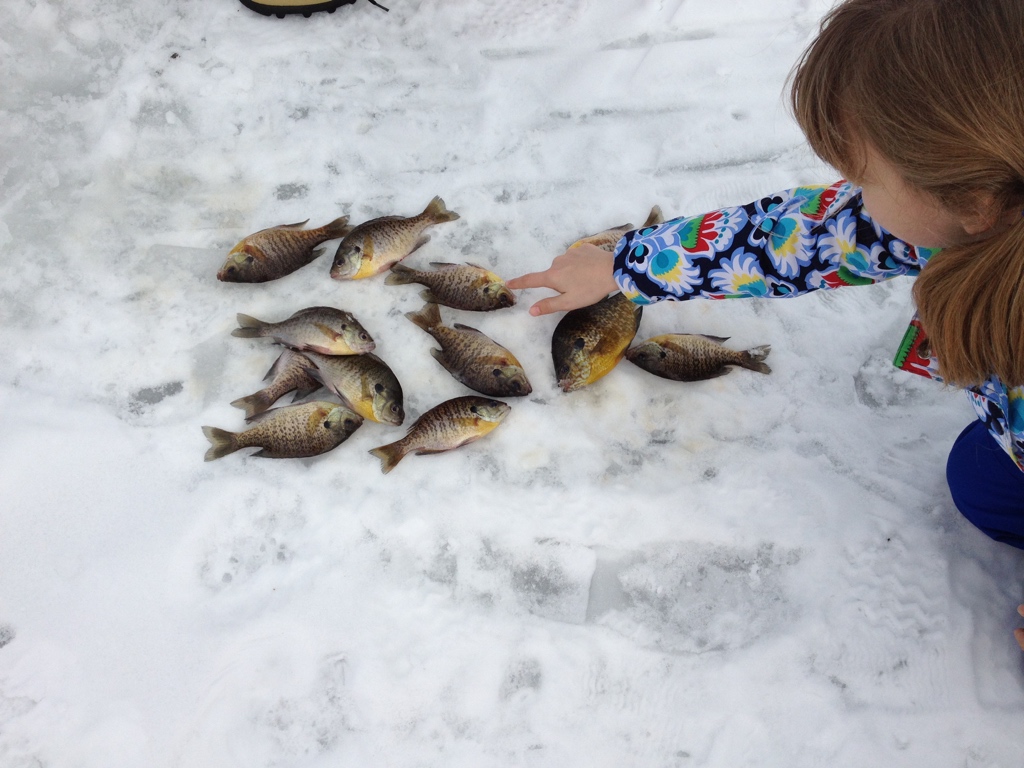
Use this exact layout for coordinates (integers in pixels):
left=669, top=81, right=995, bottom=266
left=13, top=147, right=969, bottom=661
left=513, top=378, right=532, bottom=396
left=217, top=267, right=238, bottom=282
left=557, top=378, right=581, bottom=393
left=380, top=409, right=405, bottom=426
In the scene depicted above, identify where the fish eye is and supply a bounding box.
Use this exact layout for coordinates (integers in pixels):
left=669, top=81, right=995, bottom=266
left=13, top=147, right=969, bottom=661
left=511, top=381, right=521, bottom=392
left=659, top=350, right=667, bottom=359
left=573, top=338, right=586, bottom=350
left=244, top=255, right=254, bottom=264
left=470, top=405, right=479, bottom=414
left=359, top=332, right=369, bottom=341
left=323, top=419, right=332, bottom=429
left=374, top=383, right=384, bottom=393
left=340, top=323, right=347, bottom=330
left=344, top=419, right=357, bottom=429
left=492, top=368, right=502, bottom=377
left=390, top=403, right=400, bottom=413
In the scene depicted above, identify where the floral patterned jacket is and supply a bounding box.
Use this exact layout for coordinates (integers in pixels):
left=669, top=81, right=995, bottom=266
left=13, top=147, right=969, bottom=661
left=612, top=180, right=1024, bottom=471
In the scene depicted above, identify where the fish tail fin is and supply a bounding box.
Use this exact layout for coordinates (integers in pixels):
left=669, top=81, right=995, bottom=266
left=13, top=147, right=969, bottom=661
left=422, top=195, right=460, bottom=223
left=385, top=263, right=418, bottom=285
left=202, top=426, right=239, bottom=461
left=321, top=215, right=353, bottom=239
left=369, top=441, right=406, bottom=474
left=229, top=391, right=272, bottom=419
left=405, top=302, right=441, bottom=332
left=739, top=345, right=772, bottom=375
left=231, top=313, right=266, bottom=338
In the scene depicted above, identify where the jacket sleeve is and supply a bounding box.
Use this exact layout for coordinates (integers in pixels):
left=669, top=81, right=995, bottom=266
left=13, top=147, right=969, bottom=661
left=612, top=181, right=936, bottom=304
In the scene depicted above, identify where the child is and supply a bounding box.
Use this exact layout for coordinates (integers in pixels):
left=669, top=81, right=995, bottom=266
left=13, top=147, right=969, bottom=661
left=508, top=0, right=1024, bottom=648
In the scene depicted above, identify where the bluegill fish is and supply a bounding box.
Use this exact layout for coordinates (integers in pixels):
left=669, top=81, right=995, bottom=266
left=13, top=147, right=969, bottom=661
left=299, top=350, right=405, bottom=426
left=551, top=292, right=642, bottom=392
left=369, top=396, right=510, bottom=474
left=202, top=401, right=362, bottom=460
left=626, top=335, right=772, bottom=381
left=230, top=349, right=322, bottom=419
left=406, top=302, right=532, bottom=397
left=218, top=216, right=352, bottom=282
left=231, top=306, right=375, bottom=355
left=330, top=196, right=460, bottom=280
left=386, top=261, right=516, bottom=311
left=569, top=206, right=664, bottom=252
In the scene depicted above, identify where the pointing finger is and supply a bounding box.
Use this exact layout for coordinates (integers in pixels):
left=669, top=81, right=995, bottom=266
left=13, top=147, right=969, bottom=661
left=529, top=293, right=581, bottom=317
left=506, top=271, right=553, bottom=291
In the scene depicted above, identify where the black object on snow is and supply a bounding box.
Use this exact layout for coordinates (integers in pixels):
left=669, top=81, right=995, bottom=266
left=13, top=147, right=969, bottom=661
left=238, top=0, right=388, bottom=18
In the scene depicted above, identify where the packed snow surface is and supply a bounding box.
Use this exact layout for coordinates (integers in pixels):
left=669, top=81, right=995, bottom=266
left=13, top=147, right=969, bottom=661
left=2, top=1, right=1023, bottom=766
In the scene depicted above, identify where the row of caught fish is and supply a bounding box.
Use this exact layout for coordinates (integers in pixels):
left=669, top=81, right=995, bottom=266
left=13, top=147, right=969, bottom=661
left=218, top=196, right=464, bottom=285
left=203, top=395, right=510, bottom=475
left=203, top=305, right=520, bottom=472
left=553, top=292, right=772, bottom=393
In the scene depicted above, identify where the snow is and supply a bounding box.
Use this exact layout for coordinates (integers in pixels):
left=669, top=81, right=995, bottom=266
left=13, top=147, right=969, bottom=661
left=2, top=0, right=1023, bottom=766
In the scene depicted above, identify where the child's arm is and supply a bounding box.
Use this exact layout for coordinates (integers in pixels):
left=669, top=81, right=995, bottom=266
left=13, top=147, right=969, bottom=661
left=511, top=182, right=933, bottom=316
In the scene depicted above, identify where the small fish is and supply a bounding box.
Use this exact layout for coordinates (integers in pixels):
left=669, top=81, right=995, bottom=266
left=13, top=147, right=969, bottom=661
left=625, top=334, right=772, bottom=381
left=406, top=302, right=532, bottom=397
left=202, top=401, right=363, bottom=461
left=386, top=261, right=516, bottom=311
left=299, top=350, right=405, bottom=426
left=569, top=206, right=664, bottom=252
left=330, top=196, right=460, bottom=280
left=218, top=216, right=352, bottom=282
left=369, top=396, right=510, bottom=474
left=551, top=292, right=642, bottom=392
left=230, top=349, right=322, bottom=419
left=231, top=306, right=375, bottom=355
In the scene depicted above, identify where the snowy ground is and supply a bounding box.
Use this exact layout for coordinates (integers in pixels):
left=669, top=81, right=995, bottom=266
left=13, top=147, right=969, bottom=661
left=2, top=0, right=1023, bottom=765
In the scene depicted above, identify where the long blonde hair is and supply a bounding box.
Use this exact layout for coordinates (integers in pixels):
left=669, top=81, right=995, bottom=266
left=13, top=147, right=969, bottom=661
left=789, top=0, right=1024, bottom=387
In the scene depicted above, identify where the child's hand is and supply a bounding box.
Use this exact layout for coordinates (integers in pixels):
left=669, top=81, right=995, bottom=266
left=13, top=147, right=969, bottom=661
left=1016, top=605, right=1024, bottom=651
left=507, top=243, right=618, bottom=316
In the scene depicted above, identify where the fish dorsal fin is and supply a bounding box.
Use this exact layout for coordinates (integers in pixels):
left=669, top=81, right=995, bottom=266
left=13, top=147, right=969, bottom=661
left=698, top=334, right=730, bottom=344
left=452, top=322, right=485, bottom=335
left=263, top=351, right=288, bottom=382
left=245, top=404, right=285, bottom=424
left=297, top=361, right=326, bottom=385
left=272, top=220, right=310, bottom=231
left=641, top=205, right=665, bottom=228
left=428, top=261, right=459, bottom=269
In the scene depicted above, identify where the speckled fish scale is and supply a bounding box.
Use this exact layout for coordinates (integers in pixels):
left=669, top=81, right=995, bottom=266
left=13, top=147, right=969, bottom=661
left=230, top=349, right=322, bottom=419
left=202, top=401, right=363, bottom=460
left=218, top=217, right=351, bottom=282
left=369, top=396, right=510, bottom=473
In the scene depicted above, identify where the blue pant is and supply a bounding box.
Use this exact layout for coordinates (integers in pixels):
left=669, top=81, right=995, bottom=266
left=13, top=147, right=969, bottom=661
left=946, top=420, right=1024, bottom=549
